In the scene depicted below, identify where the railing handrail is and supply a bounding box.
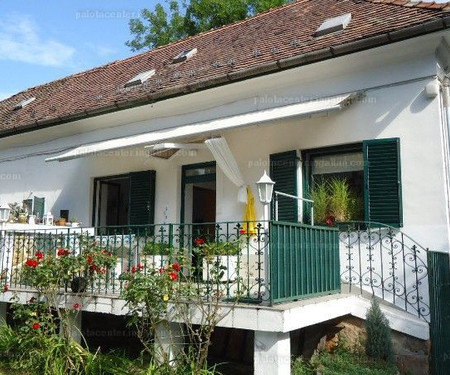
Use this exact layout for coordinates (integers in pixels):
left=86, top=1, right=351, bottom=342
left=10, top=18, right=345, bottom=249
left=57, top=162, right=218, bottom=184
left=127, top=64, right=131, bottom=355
left=271, top=220, right=339, bottom=232
left=274, top=191, right=314, bottom=226
left=337, top=220, right=428, bottom=252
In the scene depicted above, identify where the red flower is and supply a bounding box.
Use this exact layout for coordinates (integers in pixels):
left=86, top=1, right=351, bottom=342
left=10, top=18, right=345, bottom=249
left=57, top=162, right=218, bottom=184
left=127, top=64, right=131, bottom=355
left=195, top=238, right=205, bottom=246
left=131, top=266, right=137, bottom=274
left=89, top=265, right=99, bottom=272
left=73, top=303, right=81, bottom=310
left=3, top=284, right=8, bottom=292
left=35, top=252, right=44, bottom=260
left=29, top=297, right=37, bottom=303
left=325, top=215, right=335, bottom=227
left=26, top=259, right=38, bottom=267
left=57, top=248, right=70, bottom=257
left=32, top=322, right=40, bottom=330
left=169, top=271, right=178, bottom=281
left=159, top=267, right=165, bottom=274
left=171, top=263, right=181, bottom=272
left=239, top=229, right=247, bottom=235
left=87, top=256, right=93, bottom=265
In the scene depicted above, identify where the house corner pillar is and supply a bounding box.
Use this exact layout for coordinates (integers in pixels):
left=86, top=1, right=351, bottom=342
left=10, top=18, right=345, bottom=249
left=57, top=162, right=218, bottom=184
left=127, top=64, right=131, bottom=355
left=254, top=330, right=291, bottom=375
left=61, top=311, right=82, bottom=343
left=155, top=321, right=184, bottom=365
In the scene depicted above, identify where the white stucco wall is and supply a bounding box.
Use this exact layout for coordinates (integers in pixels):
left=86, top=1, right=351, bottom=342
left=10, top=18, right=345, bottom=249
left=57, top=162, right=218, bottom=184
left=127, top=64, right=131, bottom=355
left=0, top=32, right=449, bottom=252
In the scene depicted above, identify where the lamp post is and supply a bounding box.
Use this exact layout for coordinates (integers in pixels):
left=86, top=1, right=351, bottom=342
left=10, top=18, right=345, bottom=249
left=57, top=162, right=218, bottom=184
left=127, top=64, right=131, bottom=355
left=256, top=170, right=275, bottom=226
left=256, top=171, right=275, bottom=301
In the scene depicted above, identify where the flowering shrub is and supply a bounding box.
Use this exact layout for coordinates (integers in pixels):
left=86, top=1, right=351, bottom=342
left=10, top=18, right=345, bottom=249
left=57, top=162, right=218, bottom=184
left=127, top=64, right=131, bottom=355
left=22, top=240, right=118, bottom=293
left=120, top=262, right=184, bottom=321
left=120, top=252, right=241, bottom=373
left=10, top=295, right=57, bottom=335
left=195, top=239, right=240, bottom=257
left=18, top=235, right=118, bottom=342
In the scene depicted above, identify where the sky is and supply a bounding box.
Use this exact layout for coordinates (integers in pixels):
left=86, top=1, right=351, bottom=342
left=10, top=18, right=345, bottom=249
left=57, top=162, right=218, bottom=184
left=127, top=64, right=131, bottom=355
left=0, top=1, right=160, bottom=100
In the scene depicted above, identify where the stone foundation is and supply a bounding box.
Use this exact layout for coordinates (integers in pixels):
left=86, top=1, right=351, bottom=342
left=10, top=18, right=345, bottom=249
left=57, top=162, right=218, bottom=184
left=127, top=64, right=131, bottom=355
left=331, top=315, right=429, bottom=375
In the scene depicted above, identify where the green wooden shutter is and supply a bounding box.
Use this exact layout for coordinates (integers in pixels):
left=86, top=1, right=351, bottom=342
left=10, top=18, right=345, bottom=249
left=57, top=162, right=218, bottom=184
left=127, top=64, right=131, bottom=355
left=33, top=197, right=45, bottom=220
left=129, top=170, right=156, bottom=226
left=363, top=138, right=402, bottom=227
left=270, top=150, right=298, bottom=222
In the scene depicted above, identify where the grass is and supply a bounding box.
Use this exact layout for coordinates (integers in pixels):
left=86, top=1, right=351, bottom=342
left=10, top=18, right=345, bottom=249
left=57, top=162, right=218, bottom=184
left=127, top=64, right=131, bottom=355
left=292, top=349, right=398, bottom=375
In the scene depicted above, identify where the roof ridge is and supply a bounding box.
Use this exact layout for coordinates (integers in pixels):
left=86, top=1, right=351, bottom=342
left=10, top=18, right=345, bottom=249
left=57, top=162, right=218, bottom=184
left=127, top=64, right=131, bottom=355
left=364, top=0, right=450, bottom=11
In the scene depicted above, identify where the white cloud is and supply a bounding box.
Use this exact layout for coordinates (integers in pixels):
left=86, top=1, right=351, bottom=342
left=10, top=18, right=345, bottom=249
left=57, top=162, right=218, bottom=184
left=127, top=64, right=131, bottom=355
left=0, top=14, right=75, bottom=67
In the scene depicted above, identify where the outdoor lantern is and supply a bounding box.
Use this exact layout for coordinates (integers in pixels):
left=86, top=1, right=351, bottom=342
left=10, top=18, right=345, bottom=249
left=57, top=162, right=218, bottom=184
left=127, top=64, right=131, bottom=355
left=43, top=212, right=54, bottom=226
left=0, top=204, right=10, bottom=225
left=256, top=170, right=275, bottom=205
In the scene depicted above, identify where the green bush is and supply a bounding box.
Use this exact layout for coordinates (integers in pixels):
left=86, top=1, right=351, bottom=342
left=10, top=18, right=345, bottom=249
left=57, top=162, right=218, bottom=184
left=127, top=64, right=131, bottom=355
left=292, top=349, right=398, bottom=375
left=365, top=299, right=395, bottom=362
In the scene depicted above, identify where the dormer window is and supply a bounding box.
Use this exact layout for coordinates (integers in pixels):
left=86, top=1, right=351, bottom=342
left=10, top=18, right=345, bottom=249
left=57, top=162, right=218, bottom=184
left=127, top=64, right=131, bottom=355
left=13, top=97, right=36, bottom=110
left=124, top=69, right=156, bottom=88
left=172, top=48, right=198, bottom=64
left=315, top=13, right=352, bottom=37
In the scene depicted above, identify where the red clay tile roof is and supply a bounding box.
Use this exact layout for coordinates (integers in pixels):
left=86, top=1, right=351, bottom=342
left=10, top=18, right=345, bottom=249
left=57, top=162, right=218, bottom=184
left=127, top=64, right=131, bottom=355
left=0, top=0, right=449, bottom=138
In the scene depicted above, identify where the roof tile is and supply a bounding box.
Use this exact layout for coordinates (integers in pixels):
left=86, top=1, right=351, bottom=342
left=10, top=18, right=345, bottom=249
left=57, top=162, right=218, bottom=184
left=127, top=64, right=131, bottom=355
left=0, top=0, right=449, bottom=137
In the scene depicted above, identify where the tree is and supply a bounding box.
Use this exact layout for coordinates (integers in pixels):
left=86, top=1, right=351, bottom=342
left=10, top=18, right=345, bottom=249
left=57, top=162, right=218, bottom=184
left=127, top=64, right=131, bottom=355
left=365, top=298, right=395, bottom=362
left=127, top=0, right=291, bottom=51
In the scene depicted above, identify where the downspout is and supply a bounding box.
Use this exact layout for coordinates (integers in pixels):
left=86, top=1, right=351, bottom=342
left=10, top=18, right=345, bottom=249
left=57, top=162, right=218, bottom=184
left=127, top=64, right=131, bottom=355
left=441, top=76, right=450, bottom=253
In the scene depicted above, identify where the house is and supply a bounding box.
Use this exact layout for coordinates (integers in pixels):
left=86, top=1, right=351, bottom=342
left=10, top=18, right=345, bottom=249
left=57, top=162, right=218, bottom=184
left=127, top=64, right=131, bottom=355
left=0, top=0, right=449, bottom=373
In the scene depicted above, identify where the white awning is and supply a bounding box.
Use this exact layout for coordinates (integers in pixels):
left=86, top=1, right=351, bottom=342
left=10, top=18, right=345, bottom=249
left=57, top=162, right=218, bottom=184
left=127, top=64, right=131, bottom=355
left=46, top=92, right=361, bottom=162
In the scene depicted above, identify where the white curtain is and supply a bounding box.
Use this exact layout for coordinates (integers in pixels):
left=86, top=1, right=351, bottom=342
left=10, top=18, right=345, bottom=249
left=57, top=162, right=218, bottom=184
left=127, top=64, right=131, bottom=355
left=205, top=137, right=247, bottom=203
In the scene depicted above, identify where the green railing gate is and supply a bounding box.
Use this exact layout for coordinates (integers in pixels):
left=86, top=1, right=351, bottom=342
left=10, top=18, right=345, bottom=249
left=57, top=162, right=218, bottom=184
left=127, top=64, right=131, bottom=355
left=428, top=251, right=450, bottom=375
left=269, top=221, right=340, bottom=304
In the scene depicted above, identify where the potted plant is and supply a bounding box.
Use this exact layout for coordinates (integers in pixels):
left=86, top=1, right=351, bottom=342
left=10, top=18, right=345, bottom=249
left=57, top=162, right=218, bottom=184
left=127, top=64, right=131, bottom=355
left=198, top=240, right=240, bottom=282
left=310, top=177, right=362, bottom=226
left=142, top=242, right=176, bottom=270
left=54, top=217, right=67, bottom=226
left=8, top=202, right=28, bottom=223
left=69, top=217, right=80, bottom=227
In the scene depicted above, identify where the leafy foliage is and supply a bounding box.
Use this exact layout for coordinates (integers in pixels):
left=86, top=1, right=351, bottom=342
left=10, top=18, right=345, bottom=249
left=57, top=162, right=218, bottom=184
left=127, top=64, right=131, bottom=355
left=365, top=299, right=395, bottom=362
left=127, top=0, right=292, bottom=50
left=292, top=348, right=398, bottom=375
left=120, top=252, right=240, bottom=372
left=310, top=177, right=363, bottom=225
left=0, top=324, right=140, bottom=375
left=310, top=180, right=329, bottom=224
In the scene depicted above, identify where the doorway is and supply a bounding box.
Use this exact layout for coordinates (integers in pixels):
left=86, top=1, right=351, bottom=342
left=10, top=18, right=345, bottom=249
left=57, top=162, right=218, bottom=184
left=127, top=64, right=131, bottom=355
left=181, top=162, right=216, bottom=227
left=94, top=176, right=130, bottom=227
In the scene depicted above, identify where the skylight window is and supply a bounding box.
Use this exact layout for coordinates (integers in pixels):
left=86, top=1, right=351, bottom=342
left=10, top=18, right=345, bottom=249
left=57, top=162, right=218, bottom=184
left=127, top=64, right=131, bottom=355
left=315, top=13, right=352, bottom=37
left=124, top=69, right=156, bottom=88
left=13, top=97, right=36, bottom=110
left=172, top=48, right=198, bottom=64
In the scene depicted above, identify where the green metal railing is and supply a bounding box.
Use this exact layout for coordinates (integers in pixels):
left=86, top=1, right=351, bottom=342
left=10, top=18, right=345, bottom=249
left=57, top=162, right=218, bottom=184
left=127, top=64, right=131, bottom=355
left=0, top=220, right=341, bottom=305
left=269, top=221, right=340, bottom=304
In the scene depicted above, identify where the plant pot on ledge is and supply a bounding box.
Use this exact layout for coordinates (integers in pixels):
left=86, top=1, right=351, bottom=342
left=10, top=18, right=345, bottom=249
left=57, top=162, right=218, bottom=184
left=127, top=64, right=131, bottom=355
left=70, top=276, right=88, bottom=293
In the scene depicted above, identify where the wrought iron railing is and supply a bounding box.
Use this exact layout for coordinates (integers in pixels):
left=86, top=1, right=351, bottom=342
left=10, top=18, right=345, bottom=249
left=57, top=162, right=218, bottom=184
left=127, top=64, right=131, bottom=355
left=338, top=221, right=430, bottom=322
left=0, top=222, right=270, bottom=303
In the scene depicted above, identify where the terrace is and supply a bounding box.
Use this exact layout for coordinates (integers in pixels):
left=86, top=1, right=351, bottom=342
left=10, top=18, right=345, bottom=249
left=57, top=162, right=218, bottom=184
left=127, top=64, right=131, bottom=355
left=0, top=220, right=429, bottom=323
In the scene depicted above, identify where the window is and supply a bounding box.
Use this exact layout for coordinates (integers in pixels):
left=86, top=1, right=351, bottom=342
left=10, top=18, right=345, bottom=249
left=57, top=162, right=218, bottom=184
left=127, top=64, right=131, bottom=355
left=92, top=170, right=156, bottom=228
left=302, top=139, right=402, bottom=227
left=172, top=48, right=198, bottom=64
left=124, top=70, right=156, bottom=88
